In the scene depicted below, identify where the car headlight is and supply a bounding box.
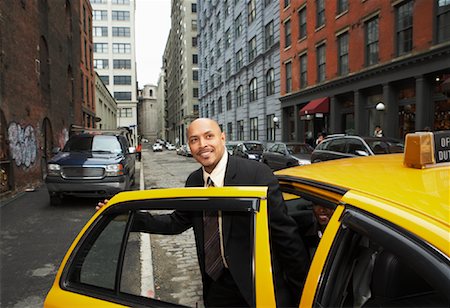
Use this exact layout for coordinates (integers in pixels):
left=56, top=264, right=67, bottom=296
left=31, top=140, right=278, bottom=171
left=47, top=164, right=61, bottom=176
left=294, top=158, right=311, bottom=166
left=105, top=164, right=124, bottom=176
left=248, top=154, right=257, bottom=159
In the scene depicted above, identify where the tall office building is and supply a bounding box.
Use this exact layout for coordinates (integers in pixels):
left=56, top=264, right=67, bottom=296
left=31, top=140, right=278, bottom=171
left=197, top=0, right=282, bottom=142
left=163, top=0, right=199, bottom=146
left=90, top=0, right=138, bottom=145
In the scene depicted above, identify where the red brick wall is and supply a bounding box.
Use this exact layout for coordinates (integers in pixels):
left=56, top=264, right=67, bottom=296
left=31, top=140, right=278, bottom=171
left=0, top=0, right=83, bottom=193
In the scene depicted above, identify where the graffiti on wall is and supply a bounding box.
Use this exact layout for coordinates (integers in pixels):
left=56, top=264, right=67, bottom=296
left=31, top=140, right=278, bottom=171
left=58, top=128, right=69, bottom=149
left=7, top=122, right=37, bottom=168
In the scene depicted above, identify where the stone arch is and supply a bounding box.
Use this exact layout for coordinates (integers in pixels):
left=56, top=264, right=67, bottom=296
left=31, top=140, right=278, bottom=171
left=41, top=117, right=54, bottom=179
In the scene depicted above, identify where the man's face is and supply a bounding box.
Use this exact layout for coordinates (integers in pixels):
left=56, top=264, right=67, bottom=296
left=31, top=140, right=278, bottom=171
left=312, top=204, right=334, bottom=228
left=187, top=118, right=226, bottom=173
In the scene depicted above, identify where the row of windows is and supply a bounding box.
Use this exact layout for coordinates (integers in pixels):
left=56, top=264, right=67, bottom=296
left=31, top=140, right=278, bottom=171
left=93, top=10, right=130, bottom=21
left=91, top=0, right=130, bottom=4
left=94, top=59, right=132, bottom=70
left=93, top=26, right=131, bottom=37
left=118, top=107, right=132, bottom=117
left=100, top=76, right=132, bottom=85
left=114, top=92, right=132, bottom=101
left=94, top=43, right=131, bottom=54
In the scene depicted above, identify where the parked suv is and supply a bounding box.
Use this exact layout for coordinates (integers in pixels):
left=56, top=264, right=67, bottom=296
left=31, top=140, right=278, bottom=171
left=311, top=134, right=404, bottom=163
left=45, top=133, right=136, bottom=205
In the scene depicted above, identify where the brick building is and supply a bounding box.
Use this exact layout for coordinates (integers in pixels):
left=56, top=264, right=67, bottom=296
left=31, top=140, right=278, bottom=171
left=0, top=0, right=89, bottom=195
left=279, top=0, right=450, bottom=145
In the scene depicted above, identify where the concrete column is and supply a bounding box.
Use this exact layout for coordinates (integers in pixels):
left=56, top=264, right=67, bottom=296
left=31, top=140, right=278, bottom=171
left=415, top=76, right=432, bottom=131
left=294, top=105, right=300, bottom=141
left=329, top=96, right=341, bottom=134
left=383, top=83, right=399, bottom=138
left=354, top=90, right=367, bottom=136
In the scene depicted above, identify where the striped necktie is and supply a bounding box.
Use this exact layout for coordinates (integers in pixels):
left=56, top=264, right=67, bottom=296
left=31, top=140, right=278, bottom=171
left=203, top=177, right=224, bottom=280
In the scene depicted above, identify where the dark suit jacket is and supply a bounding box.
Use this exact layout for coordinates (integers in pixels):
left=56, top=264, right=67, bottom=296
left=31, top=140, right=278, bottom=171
left=133, top=156, right=309, bottom=307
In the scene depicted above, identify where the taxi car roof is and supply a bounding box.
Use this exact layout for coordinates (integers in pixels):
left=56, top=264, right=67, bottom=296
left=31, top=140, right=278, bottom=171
left=275, top=153, right=449, bottom=227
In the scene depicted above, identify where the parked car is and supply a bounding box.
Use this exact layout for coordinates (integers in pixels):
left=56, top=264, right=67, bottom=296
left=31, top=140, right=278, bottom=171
left=225, top=141, right=241, bottom=155
left=45, top=133, right=136, bottom=205
left=233, top=141, right=265, bottom=161
left=262, top=142, right=314, bottom=170
left=45, top=131, right=450, bottom=307
left=152, top=143, right=163, bottom=152
left=166, top=143, right=176, bottom=151
left=311, top=134, right=404, bottom=163
left=178, top=144, right=192, bottom=156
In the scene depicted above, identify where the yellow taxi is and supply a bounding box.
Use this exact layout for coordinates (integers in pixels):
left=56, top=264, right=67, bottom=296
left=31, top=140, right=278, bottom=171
left=45, top=132, right=450, bottom=307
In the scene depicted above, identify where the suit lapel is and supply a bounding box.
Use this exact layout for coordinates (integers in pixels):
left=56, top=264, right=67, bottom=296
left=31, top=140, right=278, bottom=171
left=222, top=156, right=239, bottom=248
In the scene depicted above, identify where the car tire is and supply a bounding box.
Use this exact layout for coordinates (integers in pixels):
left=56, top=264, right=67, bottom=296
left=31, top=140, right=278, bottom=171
left=50, top=194, right=63, bottom=206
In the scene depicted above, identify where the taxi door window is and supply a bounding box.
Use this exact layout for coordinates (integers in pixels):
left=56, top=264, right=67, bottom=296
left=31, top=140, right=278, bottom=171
left=315, top=208, right=450, bottom=308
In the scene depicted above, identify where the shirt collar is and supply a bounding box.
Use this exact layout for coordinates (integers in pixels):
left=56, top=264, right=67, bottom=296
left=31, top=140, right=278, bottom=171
left=203, top=150, right=228, bottom=187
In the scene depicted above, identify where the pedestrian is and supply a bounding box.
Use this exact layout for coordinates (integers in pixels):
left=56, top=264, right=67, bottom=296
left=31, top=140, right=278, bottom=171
left=374, top=125, right=383, bottom=137
left=136, top=142, right=142, bottom=161
left=97, top=118, right=309, bottom=307
left=315, top=132, right=326, bottom=146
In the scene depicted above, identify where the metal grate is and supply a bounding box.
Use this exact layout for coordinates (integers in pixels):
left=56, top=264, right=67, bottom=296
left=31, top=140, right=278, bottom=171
left=61, top=167, right=105, bottom=179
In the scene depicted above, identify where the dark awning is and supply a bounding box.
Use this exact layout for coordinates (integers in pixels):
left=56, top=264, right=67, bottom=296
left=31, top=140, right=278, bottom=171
left=299, top=97, right=330, bottom=116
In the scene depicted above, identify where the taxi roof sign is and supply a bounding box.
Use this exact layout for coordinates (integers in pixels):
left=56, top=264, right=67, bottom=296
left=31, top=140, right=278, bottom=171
left=404, top=130, right=450, bottom=169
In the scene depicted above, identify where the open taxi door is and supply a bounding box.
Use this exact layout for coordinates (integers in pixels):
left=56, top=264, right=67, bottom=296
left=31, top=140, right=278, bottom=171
left=44, top=187, right=276, bottom=307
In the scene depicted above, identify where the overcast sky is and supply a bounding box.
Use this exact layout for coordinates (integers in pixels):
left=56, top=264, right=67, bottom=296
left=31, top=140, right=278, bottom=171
left=135, top=0, right=171, bottom=88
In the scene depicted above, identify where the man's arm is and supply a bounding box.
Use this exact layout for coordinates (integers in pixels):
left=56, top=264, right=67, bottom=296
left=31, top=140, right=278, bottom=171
left=131, top=210, right=193, bottom=235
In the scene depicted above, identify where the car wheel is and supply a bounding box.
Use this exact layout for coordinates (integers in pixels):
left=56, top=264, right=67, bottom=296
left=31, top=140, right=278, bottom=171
left=50, top=194, right=63, bottom=206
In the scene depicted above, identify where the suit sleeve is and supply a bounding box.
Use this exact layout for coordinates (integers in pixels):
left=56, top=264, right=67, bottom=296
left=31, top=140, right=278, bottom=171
left=131, top=210, right=193, bottom=235
left=256, top=163, right=310, bottom=302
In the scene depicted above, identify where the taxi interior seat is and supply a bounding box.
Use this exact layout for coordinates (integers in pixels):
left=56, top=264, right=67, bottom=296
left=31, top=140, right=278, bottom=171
left=363, top=250, right=443, bottom=307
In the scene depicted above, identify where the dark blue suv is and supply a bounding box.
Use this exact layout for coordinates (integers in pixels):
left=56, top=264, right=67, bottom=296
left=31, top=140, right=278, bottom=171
left=45, top=133, right=136, bottom=205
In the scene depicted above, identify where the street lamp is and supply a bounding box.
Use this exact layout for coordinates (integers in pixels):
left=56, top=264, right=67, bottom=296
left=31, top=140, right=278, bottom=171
left=273, top=116, right=280, bottom=128
left=375, top=102, right=385, bottom=111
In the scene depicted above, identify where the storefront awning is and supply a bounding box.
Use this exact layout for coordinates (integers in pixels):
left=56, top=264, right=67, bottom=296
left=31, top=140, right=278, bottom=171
left=299, top=97, right=330, bottom=116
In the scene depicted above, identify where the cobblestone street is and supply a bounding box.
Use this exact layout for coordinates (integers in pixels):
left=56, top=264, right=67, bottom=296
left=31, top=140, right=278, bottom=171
left=141, top=145, right=204, bottom=307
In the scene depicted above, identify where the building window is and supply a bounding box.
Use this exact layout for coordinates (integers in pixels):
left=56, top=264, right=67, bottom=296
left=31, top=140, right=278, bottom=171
left=193, top=70, right=199, bottom=81
left=93, top=10, right=107, bottom=20
left=205, top=105, right=209, bottom=118
left=235, top=86, right=243, bottom=107
left=284, top=19, right=291, bottom=48
left=193, top=88, right=199, bottom=98
left=317, top=44, right=326, bottom=82
left=437, top=0, right=450, bottom=43
left=112, top=0, right=130, bottom=4
left=217, top=39, right=222, bottom=57
left=316, top=0, right=325, bottom=28
left=248, top=0, right=256, bottom=24
left=113, top=59, right=131, bottom=69
left=250, top=117, right=258, bottom=140
left=264, top=0, right=272, bottom=7
left=249, top=78, right=258, bottom=102
left=94, top=59, right=108, bottom=69
left=248, top=36, right=257, bottom=62
left=225, top=28, right=231, bottom=49
left=366, top=17, right=379, bottom=66
left=226, top=91, right=232, bottom=110
left=299, top=6, right=307, bottom=39
left=113, top=75, right=131, bottom=85
left=217, top=68, right=222, bottom=83
left=300, top=54, right=308, bottom=88
left=284, top=0, right=290, bottom=8
left=285, top=62, right=292, bottom=93
left=211, top=101, right=215, bottom=116
left=396, top=1, right=413, bottom=56
left=227, top=122, right=233, bottom=140
left=236, top=49, right=243, bottom=70
left=119, top=107, right=132, bottom=117
left=266, top=114, right=275, bottom=141
left=193, top=54, right=198, bottom=64
left=338, top=32, right=349, bottom=75
left=218, top=97, right=223, bottom=113
left=192, top=36, right=198, bottom=47
left=225, top=60, right=231, bottom=79
left=265, top=21, right=274, bottom=49
left=266, top=68, right=275, bottom=96
left=94, top=43, right=108, bottom=53
left=237, top=120, right=244, bottom=140
left=93, top=26, right=108, bottom=37
left=112, top=27, right=130, bottom=37
left=112, top=10, right=130, bottom=21
left=192, top=19, right=198, bottom=31
left=337, top=0, right=348, bottom=15
left=114, top=92, right=131, bottom=101
left=191, top=3, right=197, bottom=13
left=113, top=43, right=131, bottom=53
left=224, top=0, right=231, bottom=18
left=235, top=14, right=242, bottom=37
left=99, top=75, right=109, bottom=85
